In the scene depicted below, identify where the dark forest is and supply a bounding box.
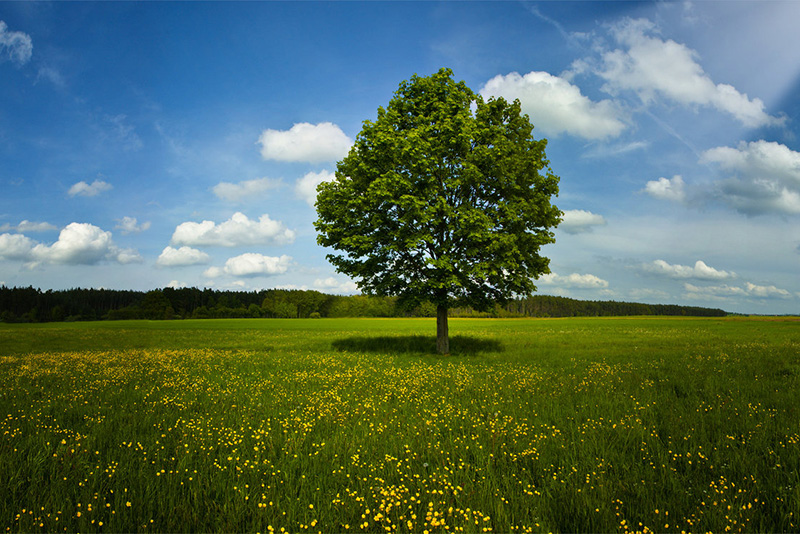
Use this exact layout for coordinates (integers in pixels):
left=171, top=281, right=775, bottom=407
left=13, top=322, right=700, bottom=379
left=0, top=285, right=726, bottom=323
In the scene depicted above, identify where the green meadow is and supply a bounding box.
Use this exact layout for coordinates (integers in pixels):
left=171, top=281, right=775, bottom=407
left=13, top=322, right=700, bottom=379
left=1, top=317, right=798, bottom=533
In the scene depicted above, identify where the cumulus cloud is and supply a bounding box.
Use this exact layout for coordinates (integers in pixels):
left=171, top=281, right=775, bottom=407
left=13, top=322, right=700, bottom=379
left=212, top=177, right=281, bottom=202
left=596, top=18, right=782, bottom=128
left=0, top=233, right=37, bottom=260
left=223, top=253, right=291, bottom=277
left=31, top=224, right=117, bottom=265
left=313, top=276, right=359, bottom=294
left=114, top=248, right=144, bottom=265
left=743, top=283, right=793, bottom=299
left=204, top=253, right=292, bottom=278
left=33, top=223, right=142, bottom=265
left=295, top=170, right=335, bottom=208
left=258, top=122, right=352, bottom=163
left=684, top=282, right=792, bottom=300
left=0, top=223, right=140, bottom=266
left=480, top=71, right=627, bottom=140
left=0, top=220, right=57, bottom=233
left=171, top=212, right=295, bottom=247
left=702, top=141, right=800, bottom=180
left=203, top=267, right=223, bottom=278
left=701, top=141, right=800, bottom=215
left=642, top=259, right=734, bottom=280
left=643, top=175, right=686, bottom=203
left=539, top=272, right=610, bottom=289
left=156, top=246, right=210, bottom=267
left=643, top=142, right=800, bottom=215
left=31, top=223, right=115, bottom=264
left=0, top=20, right=32, bottom=65
left=68, top=179, right=113, bottom=198
left=559, top=209, right=607, bottom=234
left=115, top=216, right=151, bottom=234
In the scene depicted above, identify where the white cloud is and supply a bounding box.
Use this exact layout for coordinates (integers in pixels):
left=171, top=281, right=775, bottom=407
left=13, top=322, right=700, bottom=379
left=203, top=266, right=223, bottom=278
left=0, top=233, right=36, bottom=260
left=114, top=248, right=144, bottom=265
left=480, top=71, right=627, bottom=140
left=171, top=212, right=295, bottom=247
left=314, top=277, right=341, bottom=289
left=596, top=18, right=782, bottom=128
left=258, top=122, right=352, bottom=163
left=313, top=276, right=359, bottom=294
left=204, top=253, right=292, bottom=278
left=699, top=140, right=800, bottom=215
left=166, top=280, right=187, bottom=289
left=224, top=253, right=291, bottom=277
left=0, top=220, right=57, bottom=233
left=539, top=272, right=610, bottom=289
left=115, top=216, right=151, bottom=234
left=702, top=141, right=800, bottom=182
left=684, top=282, right=792, bottom=300
left=21, top=223, right=140, bottom=266
left=559, top=209, right=607, bottom=234
left=642, top=259, right=733, bottom=280
left=643, top=175, right=686, bottom=203
left=31, top=224, right=116, bottom=265
left=1, top=223, right=141, bottom=266
left=0, top=20, right=32, bottom=65
left=743, top=282, right=793, bottom=299
left=212, top=177, right=281, bottom=202
left=156, top=246, right=211, bottom=267
left=68, top=179, right=113, bottom=198
left=295, top=170, right=335, bottom=208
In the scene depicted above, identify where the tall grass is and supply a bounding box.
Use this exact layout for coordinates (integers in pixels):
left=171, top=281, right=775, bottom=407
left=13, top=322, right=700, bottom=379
left=1, top=317, right=798, bottom=532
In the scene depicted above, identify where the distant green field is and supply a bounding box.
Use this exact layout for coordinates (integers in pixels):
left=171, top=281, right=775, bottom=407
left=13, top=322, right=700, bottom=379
left=1, top=317, right=799, bottom=533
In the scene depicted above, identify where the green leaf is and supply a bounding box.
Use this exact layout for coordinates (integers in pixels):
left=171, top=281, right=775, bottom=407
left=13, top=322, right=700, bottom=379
left=314, top=67, right=561, bottom=311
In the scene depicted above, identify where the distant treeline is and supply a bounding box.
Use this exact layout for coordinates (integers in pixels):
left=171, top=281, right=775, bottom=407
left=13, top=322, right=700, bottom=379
left=0, top=285, right=727, bottom=323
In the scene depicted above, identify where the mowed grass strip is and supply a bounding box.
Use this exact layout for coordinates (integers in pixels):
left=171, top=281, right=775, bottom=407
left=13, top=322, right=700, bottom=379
left=1, top=317, right=799, bottom=532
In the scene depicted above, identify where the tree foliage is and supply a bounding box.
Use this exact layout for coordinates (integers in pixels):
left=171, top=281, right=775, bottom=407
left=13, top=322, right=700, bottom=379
left=315, top=68, right=561, bottom=351
left=316, top=68, right=561, bottom=310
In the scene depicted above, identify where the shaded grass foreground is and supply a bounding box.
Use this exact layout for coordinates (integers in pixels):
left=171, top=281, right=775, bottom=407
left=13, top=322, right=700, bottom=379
left=1, top=317, right=799, bottom=533
left=331, top=335, right=503, bottom=355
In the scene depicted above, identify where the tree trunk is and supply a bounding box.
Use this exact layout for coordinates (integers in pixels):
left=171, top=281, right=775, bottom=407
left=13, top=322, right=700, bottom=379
left=436, top=305, right=450, bottom=354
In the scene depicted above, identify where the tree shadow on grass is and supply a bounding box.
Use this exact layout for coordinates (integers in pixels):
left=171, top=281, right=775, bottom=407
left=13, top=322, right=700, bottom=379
left=331, top=335, right=504, bottom=355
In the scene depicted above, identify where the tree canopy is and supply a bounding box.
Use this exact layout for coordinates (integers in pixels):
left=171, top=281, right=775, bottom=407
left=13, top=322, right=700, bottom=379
left=315, top=68, right=562, bottom=353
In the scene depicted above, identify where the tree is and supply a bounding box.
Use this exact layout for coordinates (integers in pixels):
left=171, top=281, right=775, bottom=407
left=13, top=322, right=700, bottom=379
left=315, top=68, right=561, bottom=354
left=139, top=290, right=172, bottom=320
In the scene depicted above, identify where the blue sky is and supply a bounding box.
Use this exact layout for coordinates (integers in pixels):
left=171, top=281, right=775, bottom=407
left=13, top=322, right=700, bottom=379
left=1, top=1, right=799, bottom=314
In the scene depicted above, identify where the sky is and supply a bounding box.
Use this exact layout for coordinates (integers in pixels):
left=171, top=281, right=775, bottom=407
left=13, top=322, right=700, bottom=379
left=1, top=1, right=799, bottom=315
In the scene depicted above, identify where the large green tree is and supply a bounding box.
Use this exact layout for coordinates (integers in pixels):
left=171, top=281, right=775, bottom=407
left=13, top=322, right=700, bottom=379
left=315, top=68, right=561, bottom=353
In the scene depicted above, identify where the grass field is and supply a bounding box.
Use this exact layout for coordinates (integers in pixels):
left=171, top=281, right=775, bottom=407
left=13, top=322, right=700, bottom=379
left=1, top=316, right=799, bottom=533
